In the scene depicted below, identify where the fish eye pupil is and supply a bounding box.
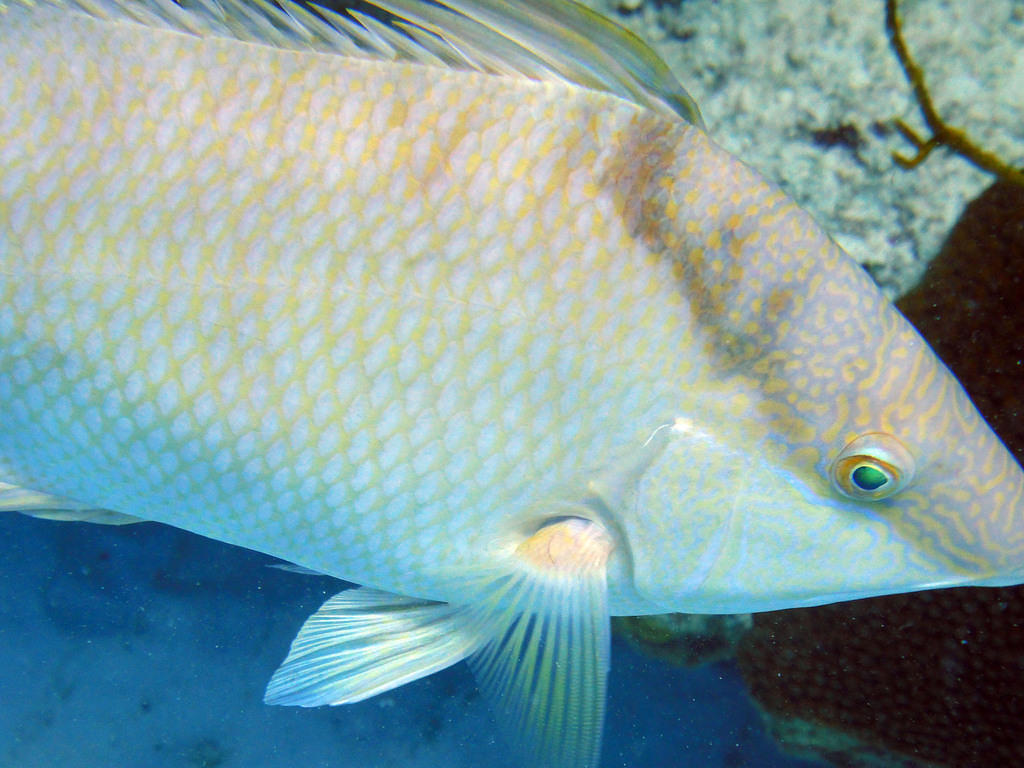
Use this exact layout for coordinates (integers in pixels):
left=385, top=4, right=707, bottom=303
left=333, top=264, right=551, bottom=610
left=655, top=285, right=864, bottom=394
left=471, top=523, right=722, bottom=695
left=830, top=433, right=914, bottom=500
left=851, top=464, right=887, bottom=491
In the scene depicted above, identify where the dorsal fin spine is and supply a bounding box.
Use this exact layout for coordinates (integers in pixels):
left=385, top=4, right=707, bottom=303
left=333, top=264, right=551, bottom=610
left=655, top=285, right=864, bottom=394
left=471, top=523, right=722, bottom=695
left=29, top=0, right=702, bottom=125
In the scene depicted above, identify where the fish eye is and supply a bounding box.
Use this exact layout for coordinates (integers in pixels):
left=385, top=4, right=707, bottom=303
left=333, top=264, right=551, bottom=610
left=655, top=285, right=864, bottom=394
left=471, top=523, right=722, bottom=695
left=829, top=432, right=916, bottom=501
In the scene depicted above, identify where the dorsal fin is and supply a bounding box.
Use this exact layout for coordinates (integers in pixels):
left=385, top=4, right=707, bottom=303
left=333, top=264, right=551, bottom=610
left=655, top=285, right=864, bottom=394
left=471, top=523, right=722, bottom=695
left=37, top=0, right=702, bottom=125
left=372, top=0, right=703, bottom=125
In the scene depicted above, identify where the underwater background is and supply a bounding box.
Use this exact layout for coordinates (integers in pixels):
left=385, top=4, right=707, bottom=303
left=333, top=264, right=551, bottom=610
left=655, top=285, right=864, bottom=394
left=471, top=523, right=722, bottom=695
left=1, top=0, right=1022, bottom=766
left=0, top=513, right=816, bottom=767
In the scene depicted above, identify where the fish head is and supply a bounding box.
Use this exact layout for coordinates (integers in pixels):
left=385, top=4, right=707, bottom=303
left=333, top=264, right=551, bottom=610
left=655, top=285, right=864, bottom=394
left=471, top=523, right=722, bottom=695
left=612, top=360, right=1024, bottom=614
left=601, top=248, right=1024, bottom=616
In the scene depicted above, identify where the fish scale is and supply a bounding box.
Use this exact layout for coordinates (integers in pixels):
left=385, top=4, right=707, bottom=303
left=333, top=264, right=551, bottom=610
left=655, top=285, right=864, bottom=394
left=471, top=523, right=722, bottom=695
left=1, top=0, right=1022, bottom=766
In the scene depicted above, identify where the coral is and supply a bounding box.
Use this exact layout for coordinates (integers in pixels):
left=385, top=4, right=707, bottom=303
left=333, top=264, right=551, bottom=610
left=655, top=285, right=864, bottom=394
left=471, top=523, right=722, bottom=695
left=885, top=0, right=1024, bottom=188
left=734, top=181, right=1024, bottom=768
left=737, top=587, right=1024, bottom=768
left=758, top=716, right=937, bottom=768
left=613, top=613, right=752, bottom=667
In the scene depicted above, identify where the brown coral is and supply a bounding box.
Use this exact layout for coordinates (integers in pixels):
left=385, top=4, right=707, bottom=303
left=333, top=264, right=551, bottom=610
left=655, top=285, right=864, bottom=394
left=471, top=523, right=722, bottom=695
left=614, top=613, right=752, bottom=667
left=737, top=587, right=1024, bottom=768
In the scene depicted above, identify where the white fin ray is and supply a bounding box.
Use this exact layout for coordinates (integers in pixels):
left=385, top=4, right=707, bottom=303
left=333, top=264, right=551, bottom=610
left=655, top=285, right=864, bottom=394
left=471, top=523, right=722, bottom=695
left=466, top=575, right=609, bottom=768
left=264, top=587, right=482, bottom=706
left=0, top=482, right=143, bottom=524
left=348, top=8, right=443, bottom=63
left=211, top=0, right=298, bottom=45
left=314, top=4, right=402, bottom=55
left=392, top=20, right=482, bottom=70
left=378, top=0, right=702, bottom=124
left=274, top=1, right=363, bottom=54
left=32, top=0, right=702, bottom=125
left=266, top=562, right=332, bottom=576
left=392, top=15, right=550, bottom=80
left=465, top=518, right=612, bottom=768
left=373, top=0, right=569, bottom=78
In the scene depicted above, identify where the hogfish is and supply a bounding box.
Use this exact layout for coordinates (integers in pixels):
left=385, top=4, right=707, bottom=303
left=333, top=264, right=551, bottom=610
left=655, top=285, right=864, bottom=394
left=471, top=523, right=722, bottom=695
left=1, top=0, right=1022, bottom=765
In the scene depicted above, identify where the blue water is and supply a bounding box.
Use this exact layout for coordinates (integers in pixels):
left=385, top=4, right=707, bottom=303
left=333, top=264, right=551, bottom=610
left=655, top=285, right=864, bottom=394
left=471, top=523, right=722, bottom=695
left=0, top=513, right=817, bottom=767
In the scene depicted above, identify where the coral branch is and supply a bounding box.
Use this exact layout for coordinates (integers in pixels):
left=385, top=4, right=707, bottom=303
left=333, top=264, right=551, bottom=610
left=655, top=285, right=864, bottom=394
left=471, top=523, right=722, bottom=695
left=885, top=0, right=1024, bottom=187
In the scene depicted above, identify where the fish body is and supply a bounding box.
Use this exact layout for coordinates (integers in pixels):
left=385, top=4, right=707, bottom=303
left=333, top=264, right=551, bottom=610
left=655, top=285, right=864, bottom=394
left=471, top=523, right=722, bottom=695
left=1, top=0, right=1022, bottom=765
left=2, top=0, right=708, bottom=614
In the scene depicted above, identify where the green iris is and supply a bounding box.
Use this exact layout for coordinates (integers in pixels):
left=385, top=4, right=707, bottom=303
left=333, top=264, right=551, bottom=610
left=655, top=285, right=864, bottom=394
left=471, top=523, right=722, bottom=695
left=830, top=433, right=914, bottom=500
left=851, top=464, right=888, bottom=491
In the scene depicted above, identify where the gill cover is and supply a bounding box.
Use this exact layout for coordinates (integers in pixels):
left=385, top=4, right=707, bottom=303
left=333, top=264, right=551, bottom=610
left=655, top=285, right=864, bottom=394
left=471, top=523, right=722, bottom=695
left=619, top=417, right=974, bottom=614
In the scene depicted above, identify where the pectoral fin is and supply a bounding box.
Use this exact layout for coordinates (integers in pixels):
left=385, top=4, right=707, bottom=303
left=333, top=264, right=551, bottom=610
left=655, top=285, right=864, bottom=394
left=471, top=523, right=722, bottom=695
left=264, top=588, right=480, bottom=705
left=265, top=517, right=613, bottom=768
left=468, top=516, right=612, bottom=768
